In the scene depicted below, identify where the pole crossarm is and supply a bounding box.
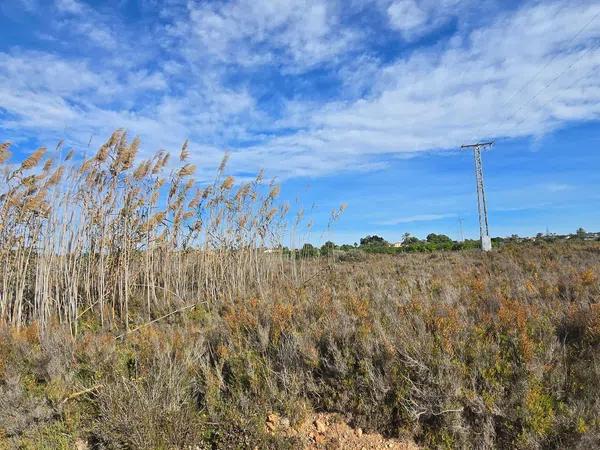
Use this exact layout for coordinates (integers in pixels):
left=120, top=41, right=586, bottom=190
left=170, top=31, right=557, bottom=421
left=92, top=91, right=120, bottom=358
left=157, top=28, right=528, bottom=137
left=460, top=142, right=494, bottom=149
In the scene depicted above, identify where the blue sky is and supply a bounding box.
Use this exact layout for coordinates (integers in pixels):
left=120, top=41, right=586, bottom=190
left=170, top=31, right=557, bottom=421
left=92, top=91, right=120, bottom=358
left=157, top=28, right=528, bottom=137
left=1, top=0, right=599, bottom=244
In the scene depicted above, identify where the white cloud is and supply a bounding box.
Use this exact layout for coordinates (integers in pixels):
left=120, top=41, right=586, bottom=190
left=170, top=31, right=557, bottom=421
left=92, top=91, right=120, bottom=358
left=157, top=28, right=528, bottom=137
left=543, top=183, right=574, bottom=193
left=254, top=1, right=600, bottom=168
left=386, top=0, right=471, bottom=40
left=1, top=1, right=600, bottom=182
left=53, top=0, right=122, bottom=50
left=73, top=21, right=118, bottom=49
left=55, top=0, right=85, bottom=14
left=169, top=0, right=359, bottom=71
left=387, top=0, right=428, bottom=34
left=0, top=47, right=255, bottom=174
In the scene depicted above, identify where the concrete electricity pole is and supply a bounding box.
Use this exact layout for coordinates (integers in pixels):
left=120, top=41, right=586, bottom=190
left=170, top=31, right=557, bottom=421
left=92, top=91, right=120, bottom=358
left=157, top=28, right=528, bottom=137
left=461, top=142, right=494, bottom=251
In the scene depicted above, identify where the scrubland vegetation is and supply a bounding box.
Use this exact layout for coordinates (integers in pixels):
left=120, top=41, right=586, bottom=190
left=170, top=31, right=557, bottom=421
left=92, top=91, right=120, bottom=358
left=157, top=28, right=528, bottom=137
left=1, top=133, right=600, bottom=449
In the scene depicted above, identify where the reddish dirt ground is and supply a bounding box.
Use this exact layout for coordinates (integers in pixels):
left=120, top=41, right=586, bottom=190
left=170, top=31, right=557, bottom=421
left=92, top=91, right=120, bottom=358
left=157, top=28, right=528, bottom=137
left=266, top=412, right=419, bottom=450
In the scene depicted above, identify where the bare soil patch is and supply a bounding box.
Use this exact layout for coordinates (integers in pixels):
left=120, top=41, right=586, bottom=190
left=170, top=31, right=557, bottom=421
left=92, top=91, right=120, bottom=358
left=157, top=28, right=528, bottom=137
left=266, top=412, right=419, bottom=449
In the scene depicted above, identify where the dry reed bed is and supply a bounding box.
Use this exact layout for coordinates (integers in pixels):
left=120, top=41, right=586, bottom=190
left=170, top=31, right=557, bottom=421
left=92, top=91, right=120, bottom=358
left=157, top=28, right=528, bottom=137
left=0, top=131, right=311, bottom=334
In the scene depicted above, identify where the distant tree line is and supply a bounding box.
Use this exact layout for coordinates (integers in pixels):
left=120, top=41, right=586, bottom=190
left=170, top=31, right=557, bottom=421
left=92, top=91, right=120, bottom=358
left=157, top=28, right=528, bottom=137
left=355, top=233, right=480, bottom=254
left=285, top=227, right=599, bottom=258
left=284, top=233, right=480, bottom=258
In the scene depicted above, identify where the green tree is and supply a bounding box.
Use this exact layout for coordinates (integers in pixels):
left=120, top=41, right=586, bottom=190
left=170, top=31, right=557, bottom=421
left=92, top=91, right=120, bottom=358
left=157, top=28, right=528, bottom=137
left=359, top=235, right=388, bottom=247
left=320, top=241, right=337, bottom=256
left=300, top=243, right=318, bottom=257
left=426, top=233, right=453, bottom=244
left=402, top=236, right=420, bottom=245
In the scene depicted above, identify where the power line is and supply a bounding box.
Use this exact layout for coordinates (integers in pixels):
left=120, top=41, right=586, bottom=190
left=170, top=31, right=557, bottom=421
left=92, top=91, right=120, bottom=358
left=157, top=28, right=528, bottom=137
left=469, top=7, right=600, bottom=143
left=495, top=41, right=599, bottom=141
left=505, top=43, right=597, bottom=124
left=500, top=8, right=600, bottom=115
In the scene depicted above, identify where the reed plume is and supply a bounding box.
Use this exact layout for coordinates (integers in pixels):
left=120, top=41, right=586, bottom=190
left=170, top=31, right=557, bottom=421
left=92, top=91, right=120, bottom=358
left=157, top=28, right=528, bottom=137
left=177, top=163, right=196, bottom=177
left=20, top=147, right=46, bottom=170
left=221, top=175, right=234, bottom=190
left=180, top=140, right=189, bottom=161
left=0, top=142, right=10, bottom=164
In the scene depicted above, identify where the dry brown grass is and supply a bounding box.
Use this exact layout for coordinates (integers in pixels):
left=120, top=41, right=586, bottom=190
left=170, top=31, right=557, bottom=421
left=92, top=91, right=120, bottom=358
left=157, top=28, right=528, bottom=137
left=0, top=242, right=598, bottom=448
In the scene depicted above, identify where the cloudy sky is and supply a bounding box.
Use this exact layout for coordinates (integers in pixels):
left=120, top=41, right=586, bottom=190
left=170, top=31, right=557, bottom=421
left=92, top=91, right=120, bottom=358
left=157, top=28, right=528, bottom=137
left=1, top=0, right=599, bottom=243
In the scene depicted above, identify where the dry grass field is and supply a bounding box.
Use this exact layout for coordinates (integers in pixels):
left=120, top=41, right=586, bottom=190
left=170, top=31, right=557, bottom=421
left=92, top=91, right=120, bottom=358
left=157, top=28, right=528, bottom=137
left=1, top=134, right=599, bottom=449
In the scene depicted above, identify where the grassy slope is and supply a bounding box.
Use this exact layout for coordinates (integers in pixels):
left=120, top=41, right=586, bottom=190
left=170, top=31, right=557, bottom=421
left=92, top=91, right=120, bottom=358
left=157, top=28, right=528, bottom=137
left=0, top=242, right=599, bottom=449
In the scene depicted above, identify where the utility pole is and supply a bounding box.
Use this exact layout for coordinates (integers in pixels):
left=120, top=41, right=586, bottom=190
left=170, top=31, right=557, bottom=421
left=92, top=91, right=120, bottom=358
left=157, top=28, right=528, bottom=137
left=461, top=141, right=494, bottom=251
left=457, top=216, right=464, bottom=243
